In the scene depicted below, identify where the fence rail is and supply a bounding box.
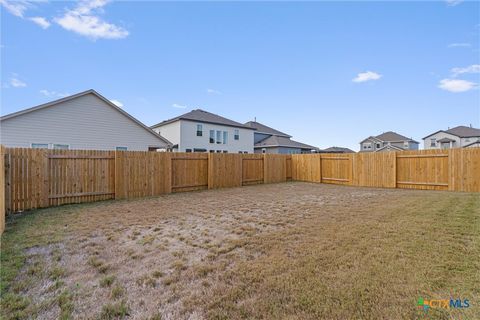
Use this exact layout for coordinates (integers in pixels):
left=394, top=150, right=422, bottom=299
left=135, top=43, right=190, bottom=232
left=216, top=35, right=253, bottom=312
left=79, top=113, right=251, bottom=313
left=1, top=147, right=479, bottom=220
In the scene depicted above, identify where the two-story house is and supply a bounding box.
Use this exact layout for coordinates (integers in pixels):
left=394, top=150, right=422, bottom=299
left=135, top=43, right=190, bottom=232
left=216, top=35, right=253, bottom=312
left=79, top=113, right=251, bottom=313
left=423, top=125, right=480, bottom=149
left=150, top=109, right=255, bottom=153
left=360, top=131, right=419, bottom=152
left=244, top=121, right=318, bottom=154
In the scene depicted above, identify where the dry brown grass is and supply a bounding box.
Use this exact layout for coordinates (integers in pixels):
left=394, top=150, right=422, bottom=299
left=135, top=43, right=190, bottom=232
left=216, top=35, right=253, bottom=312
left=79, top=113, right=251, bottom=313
left=1, top=182, right=479, bottom=319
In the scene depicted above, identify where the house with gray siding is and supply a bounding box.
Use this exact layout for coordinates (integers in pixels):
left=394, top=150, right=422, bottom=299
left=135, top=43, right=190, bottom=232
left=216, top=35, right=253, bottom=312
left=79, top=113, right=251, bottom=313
left=151, top=109, right=255, bottom=153
left=0, top=90, right=171, bottom=151
left=244, top=121, right=318, bottom=154
left=360, top=131, right=419, bottom=152
left=423, top=125, right=480, bottom=149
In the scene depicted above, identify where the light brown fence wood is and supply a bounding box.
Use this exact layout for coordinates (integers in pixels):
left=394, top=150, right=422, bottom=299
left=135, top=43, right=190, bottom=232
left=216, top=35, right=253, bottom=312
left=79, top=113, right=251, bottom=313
left=48, top=149, right=115, bottom=206
left=320, top=154, right=352, bottom=185
left=209, top=153, right=242, bottom=189
left=115, top=151, right=170, bottom=199
left=449, top=148, right=480, bottom=192
left=242, top=154, right=264, bottom=185
left=286, top=156, right=292, bottom=181
left=171, top=153, right=209, bottom=192
left=291, top=154, right=321, bottom=182
left=353, top=152, right=396, bottom=188
left=1, top=147, right=479, bottom=227
left=396, top=149, right=449, bottom=191
left=264, top=154, right=287, bottom=184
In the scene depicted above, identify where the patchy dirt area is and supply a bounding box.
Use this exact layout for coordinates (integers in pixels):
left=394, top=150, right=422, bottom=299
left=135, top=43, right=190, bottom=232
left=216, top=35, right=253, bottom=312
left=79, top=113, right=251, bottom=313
left=2, top=182, right=479, bottom=320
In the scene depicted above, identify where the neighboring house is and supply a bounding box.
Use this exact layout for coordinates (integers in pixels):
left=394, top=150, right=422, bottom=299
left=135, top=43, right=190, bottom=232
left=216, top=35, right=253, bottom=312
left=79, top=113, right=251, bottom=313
left=464, top=141, right=480, bottom=148
left=0, top=90, right=171, bottom=151
left=151, top=109, right=255, bottom=153
left=319, top=146, right=355, bottom=153
left=423, top=125, right=480, bottom=150
left=244, top=121, right=318, bottom=154
left=360, top=131, right=419, bottom=152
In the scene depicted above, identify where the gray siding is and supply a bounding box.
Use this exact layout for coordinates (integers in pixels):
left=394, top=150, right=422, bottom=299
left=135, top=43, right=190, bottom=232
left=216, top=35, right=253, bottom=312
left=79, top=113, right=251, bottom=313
left=1, top=93, right=168, bottom=151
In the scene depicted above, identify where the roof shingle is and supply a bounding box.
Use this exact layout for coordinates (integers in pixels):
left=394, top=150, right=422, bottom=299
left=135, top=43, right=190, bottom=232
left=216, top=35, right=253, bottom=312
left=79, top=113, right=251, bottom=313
left=151, top=109, right=254, bottom=130
left=244, top=121, right=291, bottom=137
left=255, top=135, right=318, bottom=150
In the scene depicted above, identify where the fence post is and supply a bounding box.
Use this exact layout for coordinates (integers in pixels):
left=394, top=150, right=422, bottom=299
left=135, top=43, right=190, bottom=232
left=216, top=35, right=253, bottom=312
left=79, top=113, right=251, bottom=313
left=40, top=149, right=49, bottom=207
left=0, top=145, right=5, bottom=234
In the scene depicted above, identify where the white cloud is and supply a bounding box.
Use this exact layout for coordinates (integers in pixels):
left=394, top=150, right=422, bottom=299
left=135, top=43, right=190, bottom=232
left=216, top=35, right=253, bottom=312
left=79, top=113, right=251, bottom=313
left=172, top=103, right=187, bottom=109
left=110, top=99, right=123, bottom=107
left=438, top=79, right=476, bottom=92
left=207, top=88, right=222, bottom=95
left=1, top=1, right=52, bottom=30
left=352, top=71, right=382, bottom=83
left=29, top=16, right=50, bottom=29
left=40, top=89, right=69, bottom=98
left=10, top=77, right=27, bottom=88
left=55, top=0, right=129, bottom=40
left=0, top=0, right=29, bottom=17
left=448, top=43, right=471, bottom=48
left=445, top=0, right=463, bottom=6
left=451, top=64, right=480, bottom=77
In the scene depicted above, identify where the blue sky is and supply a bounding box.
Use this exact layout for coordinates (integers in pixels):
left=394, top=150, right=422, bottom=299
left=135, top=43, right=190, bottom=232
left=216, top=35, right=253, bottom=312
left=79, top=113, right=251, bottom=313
left=1, top=0, right=479, bottom=151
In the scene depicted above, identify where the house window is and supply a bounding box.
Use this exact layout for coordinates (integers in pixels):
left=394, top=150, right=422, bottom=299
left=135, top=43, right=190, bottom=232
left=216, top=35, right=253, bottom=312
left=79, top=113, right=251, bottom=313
left=430, top=138, right=436, bottom=147
left=53, top=144, right=69, bottom=150
left=223, top=150, right=227, bottom=153
left=234, top=129, right=239, bottom=140
left=216, top=131, right=222, bottom=144
left=209, top=130, right=215, bottom=143
left=196, top=124, right=203, bottom=136
left=216, top=150, right=222, bottom=153
left=31, top=143, right=48, bottom=149
left=209, top=150, right=215, bottom=153
left=404, top=141, right=409, bottom=147
left=186, top=149, right=192, bottom=153
left=223, top=131, right=228, bottom=144
left=262, top=148, right=266, bottom=154
left=376, top=143, right=381, bottom=149
left=193, top=148, right=207, bottom=152
left=116, top=146, right=128, bottom=151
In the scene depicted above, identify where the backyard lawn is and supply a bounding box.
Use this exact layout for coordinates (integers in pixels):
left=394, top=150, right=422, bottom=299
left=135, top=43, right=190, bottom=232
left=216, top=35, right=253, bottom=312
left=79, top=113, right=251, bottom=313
left=1, top=182, right=479, bottom=320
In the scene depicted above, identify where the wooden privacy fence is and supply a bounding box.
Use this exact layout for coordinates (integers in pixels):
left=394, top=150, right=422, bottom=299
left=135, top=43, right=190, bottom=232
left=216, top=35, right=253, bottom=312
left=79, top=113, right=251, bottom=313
left=2, top=147, right=292, bottom=213
left=1, top=147, right=479, bottom=217
left=292, top=148, right=480, bottom=192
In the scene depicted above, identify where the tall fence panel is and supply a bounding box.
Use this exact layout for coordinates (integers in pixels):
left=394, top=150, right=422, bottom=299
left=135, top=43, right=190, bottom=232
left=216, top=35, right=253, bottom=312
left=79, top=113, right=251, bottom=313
left=6, top=148, right=47, bottom=212
left=320, top=154, right=352, bottom=185
left=171, top=153, right=208, bottom=192
left=208, top=153, right=242, bottom=189
left=115, top=151, right=171, bottom=199
left=396, top=149, right=449, bottom=191
left=48, top=149, right=115, bottom=206
left=353, top=152, right=396, bottom=188
left=291, top=154, right=321, bottom=182
left=264, top=154, right=287, bottom=184
left=242, top=154, right=264, bottom=186
left=449, top=148, right=480, bottom=192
